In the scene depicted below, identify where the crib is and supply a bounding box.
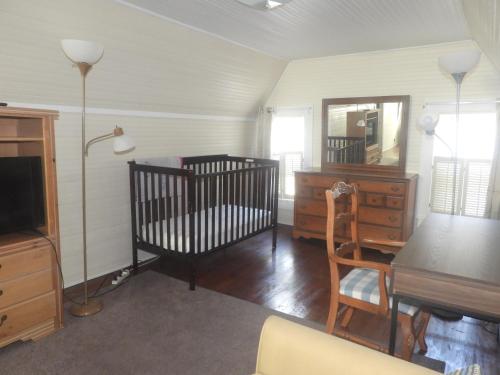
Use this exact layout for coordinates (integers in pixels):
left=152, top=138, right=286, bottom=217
left=128, top=155, right=279, bottom=289
left=326, top=136, right=365, bottom=164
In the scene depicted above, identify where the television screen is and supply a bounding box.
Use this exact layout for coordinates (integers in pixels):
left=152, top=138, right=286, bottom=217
left=0, top=156, right=45, bottom=235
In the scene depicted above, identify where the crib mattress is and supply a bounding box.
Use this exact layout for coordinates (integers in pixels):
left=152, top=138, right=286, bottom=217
left=141, top=204, right=272, bottom=253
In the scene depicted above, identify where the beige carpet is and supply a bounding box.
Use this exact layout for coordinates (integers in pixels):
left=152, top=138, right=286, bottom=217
left=0, top=271, right=444, bottom=374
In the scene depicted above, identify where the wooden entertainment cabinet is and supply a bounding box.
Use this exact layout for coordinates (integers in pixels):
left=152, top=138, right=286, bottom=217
left=0, top=107, right=62, bottom=347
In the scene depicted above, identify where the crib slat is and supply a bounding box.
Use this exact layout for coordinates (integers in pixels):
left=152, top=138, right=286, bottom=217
left=181, top=176, right=186, bottom=253
left=137, top=171, right=144, bottom=242
left=166, top=174, right=171, bottom=249
left=197, top=176, right=202, bottom=253
left=173, top=175, right=179, bottom=251
left=230, top=172, right=234, bottom=242
left=218, top=174, right=222, bottom=247
left=188, top=172, right=196, bottom=256
left=158, top=173, right=164, bottom=248
left=151, top=173, right=157, bottom=246
left=236, top=169, right=241, bottom=238
left=211, top=175, right=216, bottom=250
left=252, top=169, right=257, bottom=232
left=224, top=173, right=229, bottom=245
left=242, top=170, right=247, bottom=236
left=204, top=175, right=209, bottom=252
left=248, top=169, right=252, bottom=235
left=144, top=172, right=150, bottom=244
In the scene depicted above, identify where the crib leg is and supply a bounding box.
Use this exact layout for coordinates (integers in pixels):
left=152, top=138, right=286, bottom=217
left=189, top=260, right=196, bottom=291
left=132, top=244, right=138, bottom=274
left=272, top=225, right=278, bottom=251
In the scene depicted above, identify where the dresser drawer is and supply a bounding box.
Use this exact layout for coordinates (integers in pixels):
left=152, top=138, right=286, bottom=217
left=0, top=269, right=53, bottom=309
left=364, top=193, right=385, bottom=207
left=0, top=246, right=52, bottom=283
left=295, top=214, right=326, bottom=233
left=386, top=196, right=404, bottom=210
left=296, top=174, right=342, bottom=188
left=353, top=180, right=406, bottom=196
left=359, top=207, right=403, bottom=228
left=295, top=199, right=346, bottom=217
left=295, top=185, right=312, bottom=198
left=0, top=291, right=56, bottom=341
left=359, top=224, right=402, bottom=242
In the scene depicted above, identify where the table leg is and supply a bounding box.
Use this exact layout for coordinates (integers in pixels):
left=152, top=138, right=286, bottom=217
left=389, top=294, right=399, bottom=356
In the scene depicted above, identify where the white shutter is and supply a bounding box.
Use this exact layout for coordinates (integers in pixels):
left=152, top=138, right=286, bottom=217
left=430, top=157, right=463, bottom=214
left=431, top=157, right=492, bottom=217
left=462, top=160, right=492, bottom=217
left=272, top=152, right=303, bottom=199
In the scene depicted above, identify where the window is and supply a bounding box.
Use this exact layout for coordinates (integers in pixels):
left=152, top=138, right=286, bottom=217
left=430, top=112, right=496, bottom=217
left=270, top=107, right=312, bottom=200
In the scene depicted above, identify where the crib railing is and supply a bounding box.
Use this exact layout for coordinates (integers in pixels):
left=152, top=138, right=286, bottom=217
left=327, top=136, right=365, bottom=164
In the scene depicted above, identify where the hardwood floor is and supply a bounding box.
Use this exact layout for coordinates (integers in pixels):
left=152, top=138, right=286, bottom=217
left=152, top=225, right=499, bottom=375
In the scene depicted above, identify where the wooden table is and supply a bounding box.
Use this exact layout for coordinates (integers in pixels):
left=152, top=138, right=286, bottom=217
left=389, top=213, right=500, bottom=355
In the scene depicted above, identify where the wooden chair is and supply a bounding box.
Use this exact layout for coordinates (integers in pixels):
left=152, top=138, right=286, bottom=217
left=325, top=181, right=430, bottom=361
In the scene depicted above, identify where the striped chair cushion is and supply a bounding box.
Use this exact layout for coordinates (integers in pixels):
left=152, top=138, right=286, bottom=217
left=446, top=364, right=481, bottom=375
left=339, top=268, right=419, bottom=316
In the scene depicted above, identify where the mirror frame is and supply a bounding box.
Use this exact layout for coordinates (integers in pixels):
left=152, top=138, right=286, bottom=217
left=321, top=95, right=410, bottom=175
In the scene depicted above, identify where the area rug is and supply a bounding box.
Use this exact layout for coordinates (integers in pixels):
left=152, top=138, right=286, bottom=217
left=0, top=271, right=444, bottom=374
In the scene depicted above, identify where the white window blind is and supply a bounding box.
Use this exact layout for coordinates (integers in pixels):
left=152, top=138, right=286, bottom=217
left=431, top=158, right=492, bottom=217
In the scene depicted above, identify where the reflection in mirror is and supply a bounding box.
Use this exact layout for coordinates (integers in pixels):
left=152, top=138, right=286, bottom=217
left=327, top=102, right=403, bottom=166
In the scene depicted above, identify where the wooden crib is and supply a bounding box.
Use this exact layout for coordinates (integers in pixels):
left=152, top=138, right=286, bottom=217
left=128, top=155, right=279, bottom=289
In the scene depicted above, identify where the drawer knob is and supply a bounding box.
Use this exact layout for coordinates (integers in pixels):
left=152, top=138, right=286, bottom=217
left=390, top=187, right=400, bottom=192
left=388, top=215, right=398, bottom=223
left=0, top=314, right=6, bottom=327
left=0, top=290, right=2, bottom=297
left=388, top=234, right=396, bottom=240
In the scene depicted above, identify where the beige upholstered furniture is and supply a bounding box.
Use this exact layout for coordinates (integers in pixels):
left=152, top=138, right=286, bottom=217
left=253, top=316, right=481, bottom=375
left=253, top=316, right=438, bottom=375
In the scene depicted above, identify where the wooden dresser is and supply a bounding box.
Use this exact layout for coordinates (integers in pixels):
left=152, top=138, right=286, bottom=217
left=0, top=107, right=62, bottom=347
left=293, top=169, right=417, bottom=250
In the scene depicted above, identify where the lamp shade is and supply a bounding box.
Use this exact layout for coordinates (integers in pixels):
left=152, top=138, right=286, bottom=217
left=113, top=134, right=135, bottom=153
left=438, top=49, right=481, bottom=75
left=61, top=39, right=104, bottom=65
left=417, top=111, right=439, bottom=135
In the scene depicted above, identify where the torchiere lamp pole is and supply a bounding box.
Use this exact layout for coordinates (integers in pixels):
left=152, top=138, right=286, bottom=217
left=61, top=40, right=135, bottom=317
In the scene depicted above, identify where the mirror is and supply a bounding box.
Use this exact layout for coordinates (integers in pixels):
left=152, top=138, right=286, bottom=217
left=322, top=96, right=409, bottom=174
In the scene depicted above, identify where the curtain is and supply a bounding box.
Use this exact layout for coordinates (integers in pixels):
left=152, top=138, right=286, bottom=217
left=254, top=106, right=273, bottom=158
left=485, top=100, right=500, bottom=219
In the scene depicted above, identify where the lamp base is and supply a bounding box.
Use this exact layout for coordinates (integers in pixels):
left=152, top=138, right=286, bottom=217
left=70, top=299, right=103, bottom=317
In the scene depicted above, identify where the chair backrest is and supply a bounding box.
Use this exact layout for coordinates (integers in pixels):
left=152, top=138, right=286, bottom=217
left=325, top=181, right=362, bottom=260
left=325, top=182, right=362, bottom=294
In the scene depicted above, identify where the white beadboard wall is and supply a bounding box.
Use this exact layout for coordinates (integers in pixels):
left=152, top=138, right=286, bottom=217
left=266, top=40, right=500, bottom=223
left=0, top=0, right=285, bottom=286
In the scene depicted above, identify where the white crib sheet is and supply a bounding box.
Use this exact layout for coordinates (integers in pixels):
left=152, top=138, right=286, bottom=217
left=142, top=204, right=271, bottom=253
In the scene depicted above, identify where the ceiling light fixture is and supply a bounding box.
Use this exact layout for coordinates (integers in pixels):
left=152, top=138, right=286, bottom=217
left=236, top=0, right=292, bottom=10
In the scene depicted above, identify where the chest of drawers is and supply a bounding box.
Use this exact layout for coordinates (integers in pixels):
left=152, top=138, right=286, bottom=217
left=0, top=236, right=61, bottom=347
left=293, top=169, right=417, bottom=250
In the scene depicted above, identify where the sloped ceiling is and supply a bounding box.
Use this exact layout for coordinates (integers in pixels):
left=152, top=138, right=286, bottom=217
left=0, top=0, right=287, bottom=118
left=463, top=0, right=500, bottom=72
left=117, top=0, right=470, bottom=60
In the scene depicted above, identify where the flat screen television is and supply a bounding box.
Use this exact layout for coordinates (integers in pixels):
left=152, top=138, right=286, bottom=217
left=0, top=156, right=45, bottom=235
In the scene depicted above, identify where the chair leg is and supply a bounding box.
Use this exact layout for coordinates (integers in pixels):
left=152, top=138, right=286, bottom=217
left=326, top=294, right=339, bottom=334
left=340, top=307, right=354, bottom=329
left=417, top=310, right=431, bottom=354
left=400, top=315, right=416, bottom=361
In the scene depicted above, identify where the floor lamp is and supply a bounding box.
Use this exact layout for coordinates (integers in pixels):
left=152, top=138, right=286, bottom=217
left=438, top=49, right=481, bottom=215
left=61, top=39, right=135, bottom=317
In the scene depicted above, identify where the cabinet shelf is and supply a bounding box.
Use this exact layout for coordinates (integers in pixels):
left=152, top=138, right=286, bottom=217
left=0, top=137, right=44, bottom=142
